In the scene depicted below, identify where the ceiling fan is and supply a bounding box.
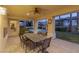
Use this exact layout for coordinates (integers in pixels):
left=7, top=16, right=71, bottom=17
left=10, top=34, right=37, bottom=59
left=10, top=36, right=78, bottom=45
left=26, top=7, right=48, bottom=17
left=34, top=7, right=40, bottom=14
left=26, top=7, right=41, bottom=19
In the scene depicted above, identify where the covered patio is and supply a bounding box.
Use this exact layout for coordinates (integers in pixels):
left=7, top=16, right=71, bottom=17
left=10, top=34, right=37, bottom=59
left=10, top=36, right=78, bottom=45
left=0, top=5, right=79, bottom=52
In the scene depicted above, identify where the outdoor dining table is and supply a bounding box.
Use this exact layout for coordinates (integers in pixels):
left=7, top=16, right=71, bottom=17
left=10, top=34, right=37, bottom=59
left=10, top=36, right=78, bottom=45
left=22, top=33, right=51, bottom=53
left=24, top=33, right=46, bottom=42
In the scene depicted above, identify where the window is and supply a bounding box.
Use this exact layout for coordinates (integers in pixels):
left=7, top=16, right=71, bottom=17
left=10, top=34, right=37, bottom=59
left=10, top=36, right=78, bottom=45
left=64, top=20, right=70, bottom=27
left=37, top=19, right=47, bottom=32
left=20, top=20, right=26, bottom=27
left=60, top=14, right=70, bottom=19
left=55, top=11, right=78, bottom=32
left=72, top=20, right=77, bottom=26
left=19, top=20, right=34, bottom=32
left=55, top=20, right=63, bottom=26
left=72, top=12, right=77, bottom=17
left=55, top=16, right=60, bottom=20
left=26, top=20, right=33, bottom=27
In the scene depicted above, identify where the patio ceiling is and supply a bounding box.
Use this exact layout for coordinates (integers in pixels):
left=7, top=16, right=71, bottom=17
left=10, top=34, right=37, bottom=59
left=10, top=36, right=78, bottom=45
left=1, top=5, right=79, bottom=20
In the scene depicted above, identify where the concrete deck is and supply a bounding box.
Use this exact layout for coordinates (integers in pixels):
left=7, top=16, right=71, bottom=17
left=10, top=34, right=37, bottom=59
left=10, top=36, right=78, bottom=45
left=47, top=38, right=79, bottom=53
left=4, top=31, right=79, bottom=53
left=4, top=30, right=25, bottom=53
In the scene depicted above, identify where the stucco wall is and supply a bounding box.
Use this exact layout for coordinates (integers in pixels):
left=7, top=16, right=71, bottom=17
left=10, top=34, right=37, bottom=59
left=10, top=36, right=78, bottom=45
left=0, top=15, right=8, bottom=52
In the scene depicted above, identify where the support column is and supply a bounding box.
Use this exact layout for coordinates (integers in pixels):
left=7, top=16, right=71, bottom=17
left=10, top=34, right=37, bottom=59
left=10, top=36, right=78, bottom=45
left=78, top=18, right=79, bottom=32
left=33, top=18, right=38, bottom=34
left=52, top=17, right=56, bottom=39
left=15, top=21, right=20, bottom=35
left=47, top=17, right=56, bottom=39
left=0, top=7, right=8, bottom=52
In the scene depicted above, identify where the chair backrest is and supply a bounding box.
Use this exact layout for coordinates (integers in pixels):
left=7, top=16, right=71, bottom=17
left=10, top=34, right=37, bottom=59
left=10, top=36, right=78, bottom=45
left=19, top=35, right=23, bottom=40
left=43, top=37, right=52, bottom=49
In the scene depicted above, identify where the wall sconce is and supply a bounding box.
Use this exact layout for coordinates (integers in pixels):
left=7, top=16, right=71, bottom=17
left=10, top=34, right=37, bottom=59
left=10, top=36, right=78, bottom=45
left=48, top=19, right=52, bottom=24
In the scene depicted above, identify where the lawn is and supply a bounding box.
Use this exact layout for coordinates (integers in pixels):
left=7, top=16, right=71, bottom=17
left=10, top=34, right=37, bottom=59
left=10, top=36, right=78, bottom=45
left=56, top=31, right=79, bottom=44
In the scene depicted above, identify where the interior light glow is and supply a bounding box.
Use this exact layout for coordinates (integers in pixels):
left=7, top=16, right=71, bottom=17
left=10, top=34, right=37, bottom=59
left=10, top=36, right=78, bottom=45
left=0, top=7, right=6, bottom=15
